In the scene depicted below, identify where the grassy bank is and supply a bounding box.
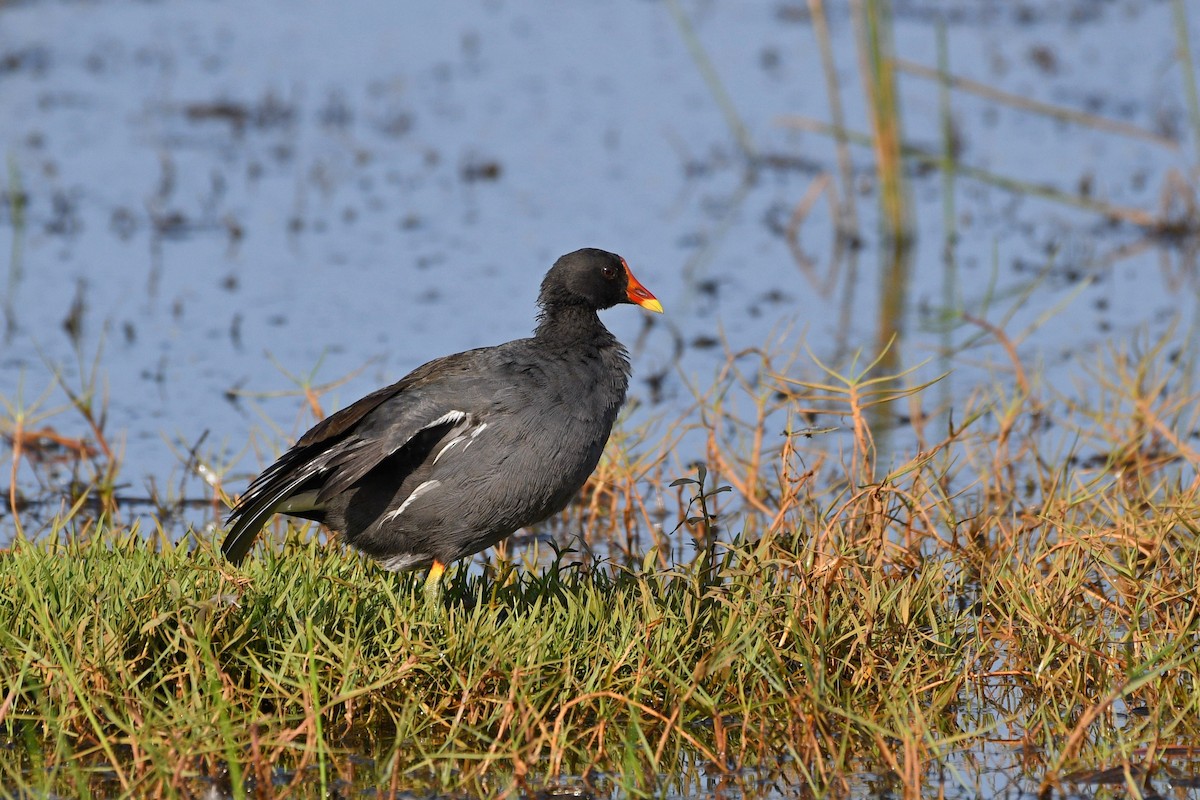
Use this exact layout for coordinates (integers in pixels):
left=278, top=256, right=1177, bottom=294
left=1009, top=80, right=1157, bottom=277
left=2, top=529, right=961, bottom=797
left=2, top=506, right=1198, bottom=797
left=3, top=336, right=1200, bottom=798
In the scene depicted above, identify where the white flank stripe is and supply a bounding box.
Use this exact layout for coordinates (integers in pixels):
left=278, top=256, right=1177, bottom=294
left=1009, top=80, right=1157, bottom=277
left=463, top=423, right=488, bottom=451
left=428, top=410, right=467, bottom=428
left=382, top=479, right=441, bottom=523
left=433, top=435, right=466, bottom=464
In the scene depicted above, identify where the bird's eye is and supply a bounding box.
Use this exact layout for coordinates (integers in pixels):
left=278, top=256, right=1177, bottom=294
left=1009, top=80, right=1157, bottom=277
left=601, top=264, right=618, bottom=280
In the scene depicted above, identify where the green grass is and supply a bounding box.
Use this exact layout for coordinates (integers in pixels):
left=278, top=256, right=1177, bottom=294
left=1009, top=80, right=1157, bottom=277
left=5, top=320, right=1200, bottom=799
left=4, top=400, right=1200, bottom=799
left=0, top=526, right=964, bottom=797
left=1, top=526, right=946, bottom=795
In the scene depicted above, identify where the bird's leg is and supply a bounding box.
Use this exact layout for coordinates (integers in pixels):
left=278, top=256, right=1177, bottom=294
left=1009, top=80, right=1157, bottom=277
left=422, top=560, right=446, bottom=608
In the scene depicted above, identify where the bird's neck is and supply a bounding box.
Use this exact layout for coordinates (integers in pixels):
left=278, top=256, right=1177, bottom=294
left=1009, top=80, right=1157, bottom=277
left=534, top=305, right=616, bottom=348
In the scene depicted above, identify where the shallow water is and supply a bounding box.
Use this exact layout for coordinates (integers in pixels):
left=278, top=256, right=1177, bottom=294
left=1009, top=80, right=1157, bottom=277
left=2, top=0, right=1199, bottom=795
left=15, top=736, right=1200, bottom=799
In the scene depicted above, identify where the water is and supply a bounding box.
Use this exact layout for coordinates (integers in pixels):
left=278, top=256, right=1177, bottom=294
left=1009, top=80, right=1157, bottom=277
left=2, top=0, right=1199, bottom=795
left=3, top=1, right=1194, bottom=513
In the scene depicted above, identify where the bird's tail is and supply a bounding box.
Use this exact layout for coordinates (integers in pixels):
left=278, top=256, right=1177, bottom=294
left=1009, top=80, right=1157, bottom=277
left=222, top=448, right=324, bottom=564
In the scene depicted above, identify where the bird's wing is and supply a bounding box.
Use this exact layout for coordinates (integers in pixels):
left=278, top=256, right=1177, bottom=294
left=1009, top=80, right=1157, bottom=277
left=221, top=350, right=492, bottom=565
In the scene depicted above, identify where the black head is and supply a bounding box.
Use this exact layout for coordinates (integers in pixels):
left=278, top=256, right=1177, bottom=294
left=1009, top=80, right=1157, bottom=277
left=538, top=248, right=662, bottom=314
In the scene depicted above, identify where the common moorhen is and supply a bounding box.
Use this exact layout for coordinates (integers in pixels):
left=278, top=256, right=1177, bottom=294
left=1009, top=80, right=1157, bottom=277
left=222, top=248, right=663, bottom=602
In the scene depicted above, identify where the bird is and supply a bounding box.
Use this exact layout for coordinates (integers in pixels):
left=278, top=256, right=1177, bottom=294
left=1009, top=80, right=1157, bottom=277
left=222, top=248, right=663, bottom=604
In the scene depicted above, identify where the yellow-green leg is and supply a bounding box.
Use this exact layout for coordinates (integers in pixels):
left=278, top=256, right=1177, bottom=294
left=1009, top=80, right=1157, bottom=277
left=422, top=560, right=446, bottom=608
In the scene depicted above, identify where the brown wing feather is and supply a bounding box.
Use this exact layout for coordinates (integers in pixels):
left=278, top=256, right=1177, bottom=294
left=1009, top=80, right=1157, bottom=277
left=222, top=350, right=492, bottom=564
left=296, top=351, right=480, bottom=447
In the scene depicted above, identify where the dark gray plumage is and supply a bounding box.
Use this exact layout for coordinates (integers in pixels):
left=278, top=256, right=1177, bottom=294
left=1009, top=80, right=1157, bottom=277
left=222, top=248, right=662, bottom=590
